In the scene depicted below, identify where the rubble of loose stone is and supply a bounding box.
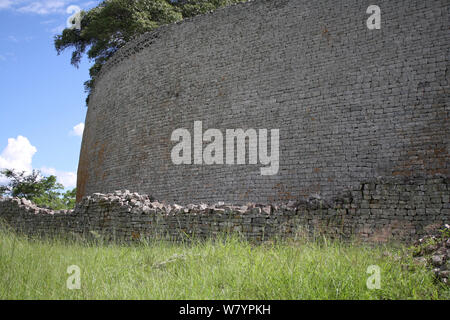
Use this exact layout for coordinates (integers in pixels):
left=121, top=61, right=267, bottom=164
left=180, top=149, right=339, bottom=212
left=74, top=189, right=295, bottom=216
left=412, top=224, right=450, bottom=286
left=0, top=196, right=72, bottom=215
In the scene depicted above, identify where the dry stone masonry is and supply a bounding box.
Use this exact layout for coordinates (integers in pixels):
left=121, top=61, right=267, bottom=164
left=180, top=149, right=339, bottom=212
left=77, top=0, right=449, bottom=205
left=1, top=175, right=448, bottom=243
left=2, top=1, right=447, bottom=244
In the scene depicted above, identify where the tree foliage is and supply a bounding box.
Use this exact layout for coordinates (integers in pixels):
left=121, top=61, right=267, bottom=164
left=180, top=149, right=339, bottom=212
left=0, top=169, right=76, bottom=210
left=54, top=0, right=247, bottom=104
left=174, top=0, right=245, bottom=16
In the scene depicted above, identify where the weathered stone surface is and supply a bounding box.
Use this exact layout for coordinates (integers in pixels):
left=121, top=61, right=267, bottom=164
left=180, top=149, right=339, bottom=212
left=76, top=0, right=449, bottom=204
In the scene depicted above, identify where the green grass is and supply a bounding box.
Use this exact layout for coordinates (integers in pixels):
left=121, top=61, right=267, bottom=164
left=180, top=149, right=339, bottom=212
left=0, top=228, right=448, bottom=300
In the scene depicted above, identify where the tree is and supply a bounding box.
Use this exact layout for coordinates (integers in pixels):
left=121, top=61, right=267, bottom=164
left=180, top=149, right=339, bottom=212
left=54, top=0, right=247, bottom=104
left=55, top=0, right=182, bottom=104
left=173, top=0, right=246, bottom=17
left=0, top=169, right=76, bottom=210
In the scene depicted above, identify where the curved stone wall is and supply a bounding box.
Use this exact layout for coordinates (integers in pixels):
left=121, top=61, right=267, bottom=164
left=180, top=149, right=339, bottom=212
left=77, top=0, right=449, bottom=204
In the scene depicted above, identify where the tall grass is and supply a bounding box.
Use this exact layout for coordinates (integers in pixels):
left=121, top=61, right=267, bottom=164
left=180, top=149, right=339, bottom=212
left=0, top=228, right=448, bottom=300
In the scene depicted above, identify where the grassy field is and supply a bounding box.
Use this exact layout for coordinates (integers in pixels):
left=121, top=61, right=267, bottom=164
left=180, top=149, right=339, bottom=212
left=0, top=228, right=448, bottom=300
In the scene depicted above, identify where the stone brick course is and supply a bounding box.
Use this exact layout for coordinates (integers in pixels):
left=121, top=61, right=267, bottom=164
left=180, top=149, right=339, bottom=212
left=77, top=0, right=449, bottom=204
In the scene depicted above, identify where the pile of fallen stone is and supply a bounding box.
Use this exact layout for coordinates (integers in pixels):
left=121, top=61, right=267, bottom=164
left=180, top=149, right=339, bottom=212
left=0, top=196, right=72, bottom=215
left=73, top=189, right=305, bottom=215
left=412, top=224, right=450, bottom=286
left=2, top=189, right=329, bottom=217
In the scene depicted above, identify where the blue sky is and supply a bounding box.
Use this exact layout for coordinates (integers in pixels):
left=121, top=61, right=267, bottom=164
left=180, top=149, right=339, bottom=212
left=0, top=0, right=101, bottom=189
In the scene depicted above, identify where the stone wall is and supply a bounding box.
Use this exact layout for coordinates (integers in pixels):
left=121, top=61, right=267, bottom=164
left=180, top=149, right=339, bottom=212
left=2, top=175, right=448, bottom=243
left=78, top=0, right=449, bottom=204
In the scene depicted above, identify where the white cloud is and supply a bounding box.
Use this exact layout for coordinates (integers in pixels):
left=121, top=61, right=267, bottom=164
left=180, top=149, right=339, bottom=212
left=81, top=1, right=96, bottom=8
left=40, top=167, right=77, bottom=188
left=0, top=0, right=95, bottom=14
left=0, top=0, right=13, bottom=10
left=1, top=1, right=99, bottom=36
left=0, top=136, right=37, bottom=185
left=0, top=136, right=77, bottom=189
left=70, top=122, right=84, bottom=137
left=17, top=1, right=67, bottom=15
left=1, top=0, right=98, bottom=14
left=0, top=136, right=37, bottom=173
left=0, top=1, right=92, bottom=14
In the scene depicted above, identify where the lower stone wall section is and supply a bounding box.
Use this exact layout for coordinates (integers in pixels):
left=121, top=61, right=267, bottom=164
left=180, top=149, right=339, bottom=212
left=1, top=175, right=448, bottom=243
